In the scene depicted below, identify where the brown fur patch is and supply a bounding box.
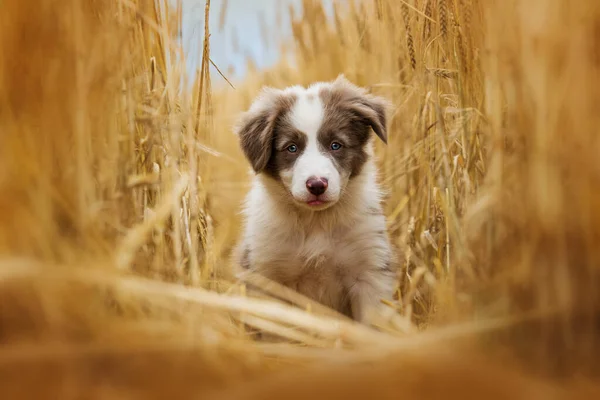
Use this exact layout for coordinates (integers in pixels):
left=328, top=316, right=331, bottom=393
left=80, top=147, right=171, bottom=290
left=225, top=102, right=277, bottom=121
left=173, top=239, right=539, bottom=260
left=317, top=76, right=390, bottom=178
left=264, top=123, right=307, bottom=180
left=324, top=75, right=390, bottom=144
left=316, top=102, right=370, bottom=177
left=237, top=91, right=297, bottom=173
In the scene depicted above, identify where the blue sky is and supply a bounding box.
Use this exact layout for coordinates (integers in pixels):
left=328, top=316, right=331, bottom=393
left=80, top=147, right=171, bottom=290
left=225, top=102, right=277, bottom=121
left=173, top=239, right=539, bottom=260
left=181, top=0, right=335, bottom=86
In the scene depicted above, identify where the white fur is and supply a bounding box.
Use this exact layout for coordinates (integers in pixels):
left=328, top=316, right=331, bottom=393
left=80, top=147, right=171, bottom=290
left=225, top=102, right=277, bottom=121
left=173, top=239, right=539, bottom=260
left=280, top=89, right=344, bottom=208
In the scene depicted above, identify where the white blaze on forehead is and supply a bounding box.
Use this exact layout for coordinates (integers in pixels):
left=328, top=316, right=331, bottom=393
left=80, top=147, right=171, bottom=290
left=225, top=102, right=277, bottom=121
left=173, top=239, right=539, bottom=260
left=288, top=89, right=325, bottom=140
left=280, top=85, right=344, bottom=207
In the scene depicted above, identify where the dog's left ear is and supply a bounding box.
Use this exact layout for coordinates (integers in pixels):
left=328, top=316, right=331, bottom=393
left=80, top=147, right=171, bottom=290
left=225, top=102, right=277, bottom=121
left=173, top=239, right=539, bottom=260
left=349, top=94, right=390, bottom=144
left=332, top=75, right=391, bottom=145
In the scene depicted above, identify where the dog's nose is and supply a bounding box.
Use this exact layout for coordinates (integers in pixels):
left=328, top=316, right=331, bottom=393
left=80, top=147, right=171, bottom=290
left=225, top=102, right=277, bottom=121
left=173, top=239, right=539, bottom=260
left=306, top=177, right=328, bottom=196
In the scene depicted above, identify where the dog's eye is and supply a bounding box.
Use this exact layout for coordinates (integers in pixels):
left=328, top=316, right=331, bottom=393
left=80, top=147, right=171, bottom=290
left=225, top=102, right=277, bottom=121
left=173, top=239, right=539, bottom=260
left=286, top=144, right=298, bottom=153
left=330, top=142, right=342, bottom=151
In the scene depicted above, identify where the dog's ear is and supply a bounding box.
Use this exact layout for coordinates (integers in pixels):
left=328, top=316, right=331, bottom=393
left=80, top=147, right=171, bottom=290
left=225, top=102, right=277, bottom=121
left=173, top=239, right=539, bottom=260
left=235, top=87, right=289, bottom=173
left=332, top=75, right=392, bottom=145
left=349, top=94, right=390, bottom=144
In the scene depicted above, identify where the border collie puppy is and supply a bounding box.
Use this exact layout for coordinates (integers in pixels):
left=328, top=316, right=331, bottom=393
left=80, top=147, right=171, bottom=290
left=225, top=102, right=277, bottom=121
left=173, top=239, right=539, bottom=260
left=233, top=75, right=397, bottom=323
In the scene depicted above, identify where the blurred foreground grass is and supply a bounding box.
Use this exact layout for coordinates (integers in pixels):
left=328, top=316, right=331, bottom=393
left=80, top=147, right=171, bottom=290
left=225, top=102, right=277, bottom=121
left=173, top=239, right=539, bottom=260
left=0, top=0, right=599, bottom=397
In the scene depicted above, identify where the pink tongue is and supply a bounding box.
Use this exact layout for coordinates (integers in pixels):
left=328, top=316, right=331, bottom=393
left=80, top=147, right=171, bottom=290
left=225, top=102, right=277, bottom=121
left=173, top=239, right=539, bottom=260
left=308, top=200, right=323, bottom=206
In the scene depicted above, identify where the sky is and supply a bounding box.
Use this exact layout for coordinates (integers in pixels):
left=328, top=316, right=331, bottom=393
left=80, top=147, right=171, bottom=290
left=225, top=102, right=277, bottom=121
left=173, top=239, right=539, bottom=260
left=181, top=0, right=335, bottom=85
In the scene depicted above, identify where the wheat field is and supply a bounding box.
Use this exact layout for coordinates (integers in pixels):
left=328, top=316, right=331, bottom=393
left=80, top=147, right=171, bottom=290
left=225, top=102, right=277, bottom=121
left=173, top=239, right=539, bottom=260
left=1, top=0, right=599, bottom=398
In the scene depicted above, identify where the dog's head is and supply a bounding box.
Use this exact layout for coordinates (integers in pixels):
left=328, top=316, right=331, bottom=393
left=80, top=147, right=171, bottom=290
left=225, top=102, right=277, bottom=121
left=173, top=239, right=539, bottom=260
left=235, top=75, right=390, bottom=211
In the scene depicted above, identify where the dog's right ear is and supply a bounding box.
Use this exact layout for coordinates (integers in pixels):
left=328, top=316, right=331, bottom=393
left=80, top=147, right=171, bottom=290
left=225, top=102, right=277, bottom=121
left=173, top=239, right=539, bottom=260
left=235, top=87, right=290, bottom=173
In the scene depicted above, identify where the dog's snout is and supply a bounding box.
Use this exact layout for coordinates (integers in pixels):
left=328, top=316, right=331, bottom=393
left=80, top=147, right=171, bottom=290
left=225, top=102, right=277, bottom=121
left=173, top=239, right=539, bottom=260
left=306, top=177, right=328, bottom=196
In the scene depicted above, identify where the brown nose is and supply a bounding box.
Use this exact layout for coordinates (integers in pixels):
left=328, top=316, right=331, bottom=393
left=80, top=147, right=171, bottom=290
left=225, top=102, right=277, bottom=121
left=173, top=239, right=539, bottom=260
left=306, top=177, right=328, bottom=196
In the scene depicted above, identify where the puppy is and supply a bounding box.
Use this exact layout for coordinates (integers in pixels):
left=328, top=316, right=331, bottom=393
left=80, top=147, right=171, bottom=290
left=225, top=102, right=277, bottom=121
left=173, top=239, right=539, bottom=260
left=233, top=75, right=397, bottom=323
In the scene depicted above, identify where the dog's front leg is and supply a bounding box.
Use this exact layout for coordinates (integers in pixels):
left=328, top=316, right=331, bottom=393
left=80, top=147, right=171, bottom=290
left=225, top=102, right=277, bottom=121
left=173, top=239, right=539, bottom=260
left=348, top=269, right=395, bottom=324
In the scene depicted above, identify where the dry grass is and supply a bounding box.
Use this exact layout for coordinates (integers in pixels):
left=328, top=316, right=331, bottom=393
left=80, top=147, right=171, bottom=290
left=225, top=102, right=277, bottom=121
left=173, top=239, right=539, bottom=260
left=1, top=0, right=599, bottom=397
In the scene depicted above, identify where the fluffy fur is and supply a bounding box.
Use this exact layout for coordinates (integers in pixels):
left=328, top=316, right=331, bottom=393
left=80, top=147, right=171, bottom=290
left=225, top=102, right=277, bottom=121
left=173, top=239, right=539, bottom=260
left=233, top=75, right=397, bottom=323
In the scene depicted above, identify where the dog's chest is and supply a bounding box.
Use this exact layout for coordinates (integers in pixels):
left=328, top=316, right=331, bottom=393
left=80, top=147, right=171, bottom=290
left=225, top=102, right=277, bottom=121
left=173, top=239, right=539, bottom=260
left=262, top=227, right=351, bottom=313
left=301, top=231, right=335, bottom=265
left=243, top=201, right=389, bottom=316
left=254, top=224, right=362, bottom=280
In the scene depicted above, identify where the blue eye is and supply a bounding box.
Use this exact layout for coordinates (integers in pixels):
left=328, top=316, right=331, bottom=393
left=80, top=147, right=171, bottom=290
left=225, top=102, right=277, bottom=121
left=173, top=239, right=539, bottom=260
left=330, top=142, right=342, bottom=151
left=287, top=144, right=298, bottom=153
